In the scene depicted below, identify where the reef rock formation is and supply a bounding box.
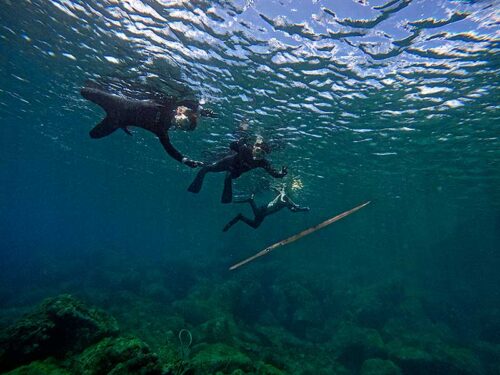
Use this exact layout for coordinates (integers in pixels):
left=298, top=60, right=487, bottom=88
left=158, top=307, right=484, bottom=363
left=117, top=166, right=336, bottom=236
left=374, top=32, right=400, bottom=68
left=0, top=294, right=118, bottom=372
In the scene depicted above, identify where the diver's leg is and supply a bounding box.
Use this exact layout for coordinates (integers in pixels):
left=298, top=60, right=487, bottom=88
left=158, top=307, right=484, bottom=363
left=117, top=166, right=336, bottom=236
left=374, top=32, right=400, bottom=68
left=89, top=117, right=119, bottom=139
left=222, top=214, right=243, bottom=232
left=290, top=205, right=310, bottom=212
left=80, top=87, right=120, bottom=113
left=188, top=156, right=232, bottom=193
left=187, top=167, right=209, bottom=193
left=221, top=172, right=233, bottom=204
left=81, top=87, right=124, bottom=138
left=224, top=214, right=261, bottom=230
left=238, top=215, right=263, bottom=229
left=210, top=154, right=235, bottom=171
left=247, top=197, right=259, bottom=215
left=234, top=193, right=254, bottom=204
left=236, top=197, right=259, bottom=215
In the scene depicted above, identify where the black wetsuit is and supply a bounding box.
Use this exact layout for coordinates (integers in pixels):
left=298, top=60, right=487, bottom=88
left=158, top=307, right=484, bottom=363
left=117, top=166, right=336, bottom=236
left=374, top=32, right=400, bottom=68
left=222, top=190, right=309, bottom=231
left=187, top=140, right=287, bottom=203
left=81, top=87, right=202, bottom=167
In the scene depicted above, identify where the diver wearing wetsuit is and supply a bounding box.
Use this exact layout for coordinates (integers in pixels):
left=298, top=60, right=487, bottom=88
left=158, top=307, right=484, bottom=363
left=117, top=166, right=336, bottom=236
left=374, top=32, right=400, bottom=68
left=187, top=137, right=287, bottom=203
left=80, top=86, right=216, bottom=167
left=222, top=186, right=309, bottom=231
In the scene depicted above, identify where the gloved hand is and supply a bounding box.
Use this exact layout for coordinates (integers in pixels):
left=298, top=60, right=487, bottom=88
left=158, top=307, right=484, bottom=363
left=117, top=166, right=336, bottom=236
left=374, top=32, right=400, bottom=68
left=280, top=166, right=288, bottom=177
left=200, top=108, right=218, bottom=118
left=182, top=158, right=205, bottom=168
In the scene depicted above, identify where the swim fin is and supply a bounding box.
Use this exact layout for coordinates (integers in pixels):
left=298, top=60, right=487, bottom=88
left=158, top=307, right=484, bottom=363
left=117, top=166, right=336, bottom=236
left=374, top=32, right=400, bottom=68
left=89, top=117, right=119, bottom=139
left=187, top=170, right=205, bottom=193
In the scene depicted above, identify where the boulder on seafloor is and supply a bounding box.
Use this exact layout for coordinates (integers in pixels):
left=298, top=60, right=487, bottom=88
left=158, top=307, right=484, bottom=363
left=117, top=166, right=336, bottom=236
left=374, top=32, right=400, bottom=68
left=269, top=280, right=324, bottom=340
left=347, top=281, right=406, bottom=330
left=193, top=316, right=239, bottom=345
left=173, top=297, right=216, bottom=326
left=387, top=339, right=482, bottom=375
left=71, top=336, right=163, bottom=375
left=333, top=322, right=387, bottom=371
left=0, top=294, right=118, bottom=372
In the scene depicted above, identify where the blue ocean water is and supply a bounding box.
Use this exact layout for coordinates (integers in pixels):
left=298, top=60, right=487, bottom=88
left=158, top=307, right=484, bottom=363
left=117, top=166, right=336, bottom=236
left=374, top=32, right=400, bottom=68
left=0, top=0, right=499, bottom=374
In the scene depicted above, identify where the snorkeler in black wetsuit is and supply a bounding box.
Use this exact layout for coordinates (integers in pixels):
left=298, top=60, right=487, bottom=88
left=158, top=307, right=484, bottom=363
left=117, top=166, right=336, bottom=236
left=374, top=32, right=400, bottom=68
left=187, top=136, right=287, bottom=203
left=80, top=86, right=216, bottom=167
left=222, top=186, right=309, bottom=231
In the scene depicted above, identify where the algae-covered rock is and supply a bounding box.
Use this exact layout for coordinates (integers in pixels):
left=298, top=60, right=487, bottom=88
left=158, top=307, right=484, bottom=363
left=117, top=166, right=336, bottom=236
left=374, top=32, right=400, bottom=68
left=172, top=280, right=236, bottom=327
left=190, top=343, right=253, bottom=374
left=333, top=322, right=386, bottom=370
left=194, top=316, right=239, bottom=345
left=348, top=281, right=406, bottom=330
left=256, top=363, right=285, bottom=375
left=388, top=344, right=441, bottom=374
left=4, top=359, right=70, bottom=375
left=386, top=312, right=484, bottom=375
left=361, top=359, right=401, bottom=375
left=0, top=294, right=118, bottom=372
left=173, top=298, right=216, bottom=326
left=270, top=280, right=323, bottom=339
left=73, top=336, right=162, bottom=375
left=388, top=340, right=482, bottom=375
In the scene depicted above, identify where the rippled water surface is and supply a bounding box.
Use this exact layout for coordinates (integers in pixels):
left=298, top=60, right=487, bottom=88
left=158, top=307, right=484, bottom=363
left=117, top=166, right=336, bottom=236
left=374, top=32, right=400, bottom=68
left=2, top=0, right=499, bottom=194
left=1, top=0, right=499, bottom=374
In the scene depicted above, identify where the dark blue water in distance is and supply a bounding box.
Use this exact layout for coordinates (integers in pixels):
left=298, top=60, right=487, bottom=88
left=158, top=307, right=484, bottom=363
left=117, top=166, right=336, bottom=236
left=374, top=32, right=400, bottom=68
left=0, top=0, right=499, bottom=374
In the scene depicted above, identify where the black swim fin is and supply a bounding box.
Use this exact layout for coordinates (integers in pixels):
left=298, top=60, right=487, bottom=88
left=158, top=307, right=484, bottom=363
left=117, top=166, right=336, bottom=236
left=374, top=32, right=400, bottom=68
left=89, top=117, right=119, bottom=139
left=188, top=171, right=205, bottom=193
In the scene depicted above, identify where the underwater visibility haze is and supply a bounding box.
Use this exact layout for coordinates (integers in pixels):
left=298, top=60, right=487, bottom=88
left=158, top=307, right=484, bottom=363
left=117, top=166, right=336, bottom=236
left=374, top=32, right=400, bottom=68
left=0, top=0, right=499, bottom=374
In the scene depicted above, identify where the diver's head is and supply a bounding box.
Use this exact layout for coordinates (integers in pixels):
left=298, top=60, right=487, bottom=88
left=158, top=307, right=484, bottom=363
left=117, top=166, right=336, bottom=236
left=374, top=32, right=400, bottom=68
left=173, top=106, right=198, bottom=131
left=252, top=136, right=268, bottom=160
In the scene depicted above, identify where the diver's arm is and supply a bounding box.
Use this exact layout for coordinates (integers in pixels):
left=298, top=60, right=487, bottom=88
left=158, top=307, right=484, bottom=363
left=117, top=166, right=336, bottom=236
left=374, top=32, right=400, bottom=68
left=157, top=132, right=203, bottom=168
left=200, top=108, right=218, bottom=118
left=288, top=203, right=310, bottom=212
left=261, top=161, right=287, bottom=178
left=283, top=194, right=309, bottom=212
left=176, top=99, right=218, bottom=118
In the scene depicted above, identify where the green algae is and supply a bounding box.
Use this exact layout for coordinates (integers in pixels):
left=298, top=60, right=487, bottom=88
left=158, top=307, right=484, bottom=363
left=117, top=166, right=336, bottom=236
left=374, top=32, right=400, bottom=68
left=0, top=294, right=118, bottom=372
left=360, top=359, right=402, bottom=375
left=2, top=272, right=499, bottom=375
left=333, top=322, right=386, bottom=371
left=4, top=359, right=70, bottom=375
left=72, top=336, right=162, bottom=375
left=190, top=343, right=253, bottom=374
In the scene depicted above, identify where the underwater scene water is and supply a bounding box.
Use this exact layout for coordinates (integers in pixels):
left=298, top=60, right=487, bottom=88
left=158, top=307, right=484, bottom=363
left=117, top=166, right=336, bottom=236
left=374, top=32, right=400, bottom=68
left=1, top=0, right=499, bottom=374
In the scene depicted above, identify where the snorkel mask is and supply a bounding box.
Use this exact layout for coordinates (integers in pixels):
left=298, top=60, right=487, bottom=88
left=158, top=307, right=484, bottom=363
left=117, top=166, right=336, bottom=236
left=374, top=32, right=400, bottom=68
left=173, top=106, right=196, bottom=131
left=252, top=136, right=266, bottom=160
